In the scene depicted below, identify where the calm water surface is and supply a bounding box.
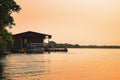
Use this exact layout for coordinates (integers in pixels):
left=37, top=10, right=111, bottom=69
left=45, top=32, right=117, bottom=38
left=0, top=48, right=120, bottom=80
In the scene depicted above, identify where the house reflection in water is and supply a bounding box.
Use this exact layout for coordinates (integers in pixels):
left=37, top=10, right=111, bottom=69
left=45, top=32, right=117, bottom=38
left=13, top=31, right=52, bottom=48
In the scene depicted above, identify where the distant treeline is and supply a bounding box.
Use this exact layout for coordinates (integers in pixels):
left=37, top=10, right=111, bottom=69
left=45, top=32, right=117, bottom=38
left=48, top=41, right=120, bottom=48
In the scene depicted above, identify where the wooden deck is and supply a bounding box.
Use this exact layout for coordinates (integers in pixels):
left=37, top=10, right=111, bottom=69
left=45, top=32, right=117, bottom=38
left=1, top=47, right=68, bottom=54
left=49, top=47, right=68, bottom=52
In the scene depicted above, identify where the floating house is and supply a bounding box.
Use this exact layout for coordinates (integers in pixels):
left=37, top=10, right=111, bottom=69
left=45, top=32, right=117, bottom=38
left=13, top=31, right=52, bottom=48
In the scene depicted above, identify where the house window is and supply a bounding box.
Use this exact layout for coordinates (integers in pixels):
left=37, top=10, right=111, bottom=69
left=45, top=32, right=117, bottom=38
left=24, top=38, right=28, bottom=44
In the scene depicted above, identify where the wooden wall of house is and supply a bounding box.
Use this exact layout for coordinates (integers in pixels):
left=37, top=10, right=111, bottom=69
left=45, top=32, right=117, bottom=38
left=28, top=37, right=43, bottom=43
left=13, top=37, right=44, bottom=48
left=13, top=37, right=22, bottom=48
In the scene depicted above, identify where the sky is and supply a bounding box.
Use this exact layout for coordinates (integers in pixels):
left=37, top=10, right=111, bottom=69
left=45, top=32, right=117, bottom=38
left=10, top=0, right=120, bottom=45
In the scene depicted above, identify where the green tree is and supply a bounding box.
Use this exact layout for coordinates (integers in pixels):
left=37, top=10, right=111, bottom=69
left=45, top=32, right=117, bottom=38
left=49, top=41, right=57, bottom=46
left=0, top=0, right=21, bottom=49
left=0, top=29, right=13, bottom=49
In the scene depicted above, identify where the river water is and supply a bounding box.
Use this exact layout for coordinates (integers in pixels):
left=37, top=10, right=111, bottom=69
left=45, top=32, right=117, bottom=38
left=0, top=48, right=120, bottom=80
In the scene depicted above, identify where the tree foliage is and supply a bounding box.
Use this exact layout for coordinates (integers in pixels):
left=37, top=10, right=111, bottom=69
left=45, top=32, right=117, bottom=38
left=0, top=0, right=21, bottom=49
left=0, top=29, right=13, bottom=49
left=49, top=41, right=57, bottom=46
left=0, top=0, right=21, bottom=31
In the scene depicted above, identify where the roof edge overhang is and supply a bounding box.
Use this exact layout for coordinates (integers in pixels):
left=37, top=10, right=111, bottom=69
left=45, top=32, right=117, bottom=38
left=13, top=31, right=52, bottom=39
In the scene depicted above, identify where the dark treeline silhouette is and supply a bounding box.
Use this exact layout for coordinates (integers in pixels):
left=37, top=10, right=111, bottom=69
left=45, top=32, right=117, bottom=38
left=49, top=41, right=120, bottom=48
